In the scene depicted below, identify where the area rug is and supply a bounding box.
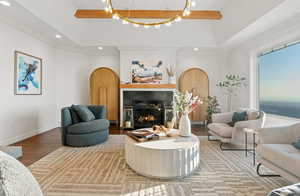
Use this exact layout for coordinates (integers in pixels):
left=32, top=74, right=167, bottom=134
left=29, top=136, right=289, bottom=196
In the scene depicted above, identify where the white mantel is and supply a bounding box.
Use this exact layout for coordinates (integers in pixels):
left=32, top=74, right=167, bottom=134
left=120, top=84, right=176, bottom=128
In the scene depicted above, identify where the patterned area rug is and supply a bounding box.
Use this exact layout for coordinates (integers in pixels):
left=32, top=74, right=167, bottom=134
left=29, top=136, right=289, bottom=196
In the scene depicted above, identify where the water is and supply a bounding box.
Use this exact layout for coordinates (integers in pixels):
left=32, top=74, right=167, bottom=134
left=260, top=101, right=300, bottom=119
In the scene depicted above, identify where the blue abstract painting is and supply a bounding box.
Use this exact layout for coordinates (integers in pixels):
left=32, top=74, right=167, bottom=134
left=15, top=51, right=42, bottom=95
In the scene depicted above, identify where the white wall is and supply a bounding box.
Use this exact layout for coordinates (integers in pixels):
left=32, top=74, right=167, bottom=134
left=177, top=49, right=229, bottom=112
left=0, top=21, right=57, bottom=145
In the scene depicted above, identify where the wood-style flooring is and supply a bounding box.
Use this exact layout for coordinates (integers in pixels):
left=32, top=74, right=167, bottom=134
left=12, top=125, right=208, bottom=166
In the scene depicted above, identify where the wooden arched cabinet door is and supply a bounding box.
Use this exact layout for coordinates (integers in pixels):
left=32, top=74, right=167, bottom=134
left=90, top=67, right=119, bottom=123
left=179, top=68, right=209, bottom=122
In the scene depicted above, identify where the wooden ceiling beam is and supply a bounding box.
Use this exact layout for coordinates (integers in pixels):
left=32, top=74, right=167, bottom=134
left=75, top=10, right=222, bottom=20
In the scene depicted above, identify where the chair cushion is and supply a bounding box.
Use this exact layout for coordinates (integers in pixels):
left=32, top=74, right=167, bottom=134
left=258, top=144, right=300, bottom=178
left=72, top=105, right=95, bottom=122
left=232, top=111, right=247, bottom=126
left=247, top=111, right=260, bottom=120
left=207, top=123, right=234, bottom=138
left=70, top=108, right=81, bottom=124
left=292, top=140, right=300, bottom=150
left=0, top=151, right=43, bottom=196
left=67, top=119, right=109, bottom=134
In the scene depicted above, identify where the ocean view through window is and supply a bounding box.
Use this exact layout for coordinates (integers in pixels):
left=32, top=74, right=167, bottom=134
left=259, top=41, right=300, bottom=119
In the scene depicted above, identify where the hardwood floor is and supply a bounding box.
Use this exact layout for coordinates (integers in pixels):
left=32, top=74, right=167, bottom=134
left=11, top=125, right=208, bottom=167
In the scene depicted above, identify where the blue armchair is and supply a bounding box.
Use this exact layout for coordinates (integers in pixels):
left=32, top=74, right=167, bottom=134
left=61, top=105, right=109, bottom=147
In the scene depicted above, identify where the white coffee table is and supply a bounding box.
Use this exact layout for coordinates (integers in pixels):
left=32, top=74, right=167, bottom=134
left=125, top=129, right=200, bottom=179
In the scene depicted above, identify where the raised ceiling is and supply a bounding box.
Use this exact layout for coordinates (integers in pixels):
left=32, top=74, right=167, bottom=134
left=2, top=0, right=300, bottom=50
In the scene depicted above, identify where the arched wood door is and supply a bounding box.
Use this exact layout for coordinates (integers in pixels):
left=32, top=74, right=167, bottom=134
left=179, top=68, right=209, bottom=122
left=90, top=67, right=119, bottom=123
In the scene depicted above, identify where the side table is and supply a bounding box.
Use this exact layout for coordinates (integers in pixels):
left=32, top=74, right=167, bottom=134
left=243, top=128, right=259, bottom=166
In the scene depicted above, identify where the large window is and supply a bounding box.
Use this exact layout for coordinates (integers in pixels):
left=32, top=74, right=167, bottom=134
left=259, top=41, right=300, bottom=118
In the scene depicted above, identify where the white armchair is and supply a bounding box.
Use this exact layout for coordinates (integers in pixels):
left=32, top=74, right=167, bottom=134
left=207, top=109, right=266, bottom=150
left=256, top=123, right=300, bottom=183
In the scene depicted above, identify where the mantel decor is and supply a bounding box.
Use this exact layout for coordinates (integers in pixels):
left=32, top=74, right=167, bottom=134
left=14, top=51, right=42, bottom=95
left=102, top=0, right=195, bottom=29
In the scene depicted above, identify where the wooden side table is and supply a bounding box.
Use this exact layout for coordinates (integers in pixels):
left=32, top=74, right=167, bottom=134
left=243, top=128, right=259, bottom=166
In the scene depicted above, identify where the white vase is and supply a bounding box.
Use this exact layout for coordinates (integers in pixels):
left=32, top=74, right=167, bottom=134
left=168, top=76, right=176, bottom=84
left=179, top=113, right=191, bottom=137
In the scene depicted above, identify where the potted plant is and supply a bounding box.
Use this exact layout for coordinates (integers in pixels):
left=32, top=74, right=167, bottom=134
left=217, top=74, right=247, bottom=112
left=173, top=91, right=203, bottom=136
left=204, top=96, right=221, bottom=124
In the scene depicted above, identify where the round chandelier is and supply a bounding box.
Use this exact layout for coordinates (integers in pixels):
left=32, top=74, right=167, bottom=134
left=102, top=0, right=196, bottom=29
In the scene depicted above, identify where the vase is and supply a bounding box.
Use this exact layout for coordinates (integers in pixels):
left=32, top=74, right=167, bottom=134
left=179, top=113, right=191, bottom=137
left=168, top=76, right=176, bottom=84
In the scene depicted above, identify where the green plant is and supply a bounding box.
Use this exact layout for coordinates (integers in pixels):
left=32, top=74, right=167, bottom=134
left=217, top=74, right=247, bottom=111
left=204, top=96, right=221, bottom=123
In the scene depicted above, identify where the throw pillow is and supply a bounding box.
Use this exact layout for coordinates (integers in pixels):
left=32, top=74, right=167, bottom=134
left=70, top=108, right=81, bottom=124
left=0, top=151, right=43, bottom=196
left=72, top=105, right=95, bottom=122
left=232, top=111, right=247, bottom=126
left=292, top=140, right=300, bottom=150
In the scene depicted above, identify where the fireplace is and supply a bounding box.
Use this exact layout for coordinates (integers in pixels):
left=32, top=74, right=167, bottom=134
left=122, top=90, right=174, bottom=129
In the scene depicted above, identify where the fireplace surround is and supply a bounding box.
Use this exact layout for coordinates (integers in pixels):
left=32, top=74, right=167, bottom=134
left=120, top=85, right=176, bottom=129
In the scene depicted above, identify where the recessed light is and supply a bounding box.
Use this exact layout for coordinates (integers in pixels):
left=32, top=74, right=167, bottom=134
left=55, top=34, right=62, bottom=39
left=193, top=48, right=199, bottom=51
left=0, top=1, right=11, bottom=7
left=97, top=46, right=103, bottom=50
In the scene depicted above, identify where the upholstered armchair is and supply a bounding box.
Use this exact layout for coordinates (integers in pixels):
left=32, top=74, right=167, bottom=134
left=257, top=123, right=300, bottom=183
left=61, top=105, right=110, bottom=147
left=207, top=109, right=266, bottom=150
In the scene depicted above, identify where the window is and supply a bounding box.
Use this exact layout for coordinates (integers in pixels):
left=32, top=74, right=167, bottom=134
left=258, top=41, right=300, bottom=118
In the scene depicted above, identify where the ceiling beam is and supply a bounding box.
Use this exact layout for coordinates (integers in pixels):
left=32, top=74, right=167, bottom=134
left=75, top=10, right=222, bottom=20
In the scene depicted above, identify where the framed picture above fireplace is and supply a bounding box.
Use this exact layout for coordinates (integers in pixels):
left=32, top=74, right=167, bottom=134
left=131, top=60, right=163, bottom=84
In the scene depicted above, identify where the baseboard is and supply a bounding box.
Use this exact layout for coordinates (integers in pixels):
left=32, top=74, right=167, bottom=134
left=0, top=126, right=58, bottom=146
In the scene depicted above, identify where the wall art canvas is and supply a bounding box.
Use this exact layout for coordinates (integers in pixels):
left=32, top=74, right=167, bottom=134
left=15, top=51, right=42, bottom=95
left=131, top=60, right=163, bottom=83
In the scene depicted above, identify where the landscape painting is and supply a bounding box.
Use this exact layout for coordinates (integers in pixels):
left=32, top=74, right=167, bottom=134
left=15, top=51, right=42, bottom=95
left=131, top=60, right=163, bottom=83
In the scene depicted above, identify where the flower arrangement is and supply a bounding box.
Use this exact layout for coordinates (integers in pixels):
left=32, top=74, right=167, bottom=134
left=173, top=90, right=203, bottom=115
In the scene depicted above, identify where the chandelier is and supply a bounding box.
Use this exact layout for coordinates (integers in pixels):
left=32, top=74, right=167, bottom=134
left=102, top=0, right=196, bottom=29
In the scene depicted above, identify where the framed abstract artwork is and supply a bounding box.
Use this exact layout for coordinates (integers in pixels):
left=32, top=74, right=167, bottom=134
left=131, top=60, right=163, bottom=83
left=14, top=51, right=42, bottom=95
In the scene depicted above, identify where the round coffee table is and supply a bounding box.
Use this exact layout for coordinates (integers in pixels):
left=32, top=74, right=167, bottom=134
left=125, top=129, right=200, bottom=179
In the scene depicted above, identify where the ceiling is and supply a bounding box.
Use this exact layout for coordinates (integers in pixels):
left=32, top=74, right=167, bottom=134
left=1, top=0, right=300, bottom=52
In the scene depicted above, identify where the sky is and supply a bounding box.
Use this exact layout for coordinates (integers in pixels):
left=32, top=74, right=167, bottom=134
left=259, top=42, right=300, bottom=103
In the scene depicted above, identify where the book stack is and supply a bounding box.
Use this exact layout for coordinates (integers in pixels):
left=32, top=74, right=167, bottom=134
left=127, top=130, right=159, bottom=142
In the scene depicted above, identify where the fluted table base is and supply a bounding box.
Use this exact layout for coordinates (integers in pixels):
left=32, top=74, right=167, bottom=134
left=125, top=132, right=200, bottom=179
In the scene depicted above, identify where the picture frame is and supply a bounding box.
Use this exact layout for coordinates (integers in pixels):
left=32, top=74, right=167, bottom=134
left=14, top=51, right=42, bottom=95
left=131, top=60, right=163, bottom=84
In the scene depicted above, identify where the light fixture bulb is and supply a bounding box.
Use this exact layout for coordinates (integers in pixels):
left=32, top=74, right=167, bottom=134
left=144, top=25, right=150, bottom=29
left=193, top=47, right=199, bottom=51
left=0, top=1, right=10, bottom=7
left=155, top=25, right=161, bottom=29
left=55, top=34, right=62, bottom=39
left=122, top=20, right=129, bottom=24
left=165, top=22, right=172, bottom=27
left=98, top=46, right=103, bottom=50
left=112, top=13, right=119, bottom=20
left=133, top=23, right=140, bottom=28
left=175, top=16, right=182, bottom=22
left=191, top=1, right=196, bottom=7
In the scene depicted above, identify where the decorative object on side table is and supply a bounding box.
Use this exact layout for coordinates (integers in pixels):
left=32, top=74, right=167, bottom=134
left=204, top=96, right=221, bottom=124
left=14, top=51, right=42, bottom=95
left=217, top=74, right=247, bottom=112
left=166, top=66, right=176, bottom=84
left=173, top=91, right=203, bottom=137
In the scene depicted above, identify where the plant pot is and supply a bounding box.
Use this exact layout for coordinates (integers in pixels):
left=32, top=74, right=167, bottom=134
left=179, top=113, right=191, bottom=137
